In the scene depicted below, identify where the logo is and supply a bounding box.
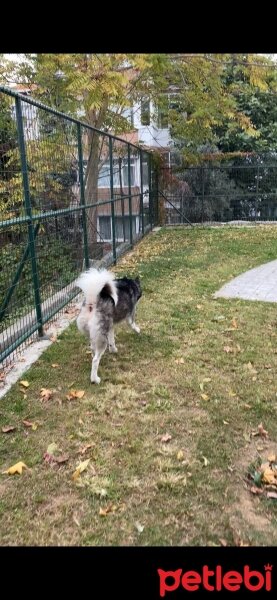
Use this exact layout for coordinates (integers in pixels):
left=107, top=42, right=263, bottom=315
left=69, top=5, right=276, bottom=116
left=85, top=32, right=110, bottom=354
left=158, top=564, right=273, bottom=594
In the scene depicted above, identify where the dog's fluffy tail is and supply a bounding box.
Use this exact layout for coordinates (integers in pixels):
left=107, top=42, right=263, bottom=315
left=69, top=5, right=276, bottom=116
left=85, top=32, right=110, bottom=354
left=76, top=268, right=118, bottom=306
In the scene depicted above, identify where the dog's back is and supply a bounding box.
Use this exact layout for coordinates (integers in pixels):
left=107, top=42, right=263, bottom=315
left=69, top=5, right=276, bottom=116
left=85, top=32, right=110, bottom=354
left=76, top=269, right=142, bottom=384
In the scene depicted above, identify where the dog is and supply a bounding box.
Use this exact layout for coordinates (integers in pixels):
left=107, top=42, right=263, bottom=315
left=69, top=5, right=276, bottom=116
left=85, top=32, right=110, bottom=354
left=76, top=268, right=142, bottom=384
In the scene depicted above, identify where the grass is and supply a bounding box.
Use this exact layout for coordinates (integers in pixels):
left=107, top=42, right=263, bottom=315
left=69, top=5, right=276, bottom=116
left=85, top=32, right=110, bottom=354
left=0, top=225, right=277, bottom=546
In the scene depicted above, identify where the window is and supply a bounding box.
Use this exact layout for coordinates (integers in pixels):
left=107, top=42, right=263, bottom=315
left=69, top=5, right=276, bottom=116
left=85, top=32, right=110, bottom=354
left=158, top=106, right=168, bottom=129
left=142, top=161, right=149, bottom=186
left=141, top=98, right=150, bottom=126
left=98, top=216, right=138, bottom=242
left=99, top=216, right=111, bottom=241
left=98, top=159, right=136, bottom=188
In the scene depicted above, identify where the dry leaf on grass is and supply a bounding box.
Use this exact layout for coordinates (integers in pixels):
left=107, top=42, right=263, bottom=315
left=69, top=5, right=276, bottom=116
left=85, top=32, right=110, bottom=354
left=161, top=433, right=172, bottom=443
left=177, top=450, right=184, bottom=461
left=135, top=522, right=144, bottom=533
left=267, top=491, right=277, bottom=500
left=22, top=420, right=38, bottom=431
left=175, top=358, right=185, bottom=365
left=72, top=458, right=90, bottom=481
left=99, top=504, right=124, bottom=516
left=51, top=363, right=59, bottom=368
left=66, top=389, right=85, bottom=400
left=78, top=443, right=95, bottom=455
left=231, top=318, right=238, bottom=329
left=40, top=388, right=53, bottom=402
left=19, top=380, right=29, bottom=388
left=2, top=425, right=16, bottom=433
left=201, top=393, right=209, bottom=401
left=3, top=461, right=29, bottom=475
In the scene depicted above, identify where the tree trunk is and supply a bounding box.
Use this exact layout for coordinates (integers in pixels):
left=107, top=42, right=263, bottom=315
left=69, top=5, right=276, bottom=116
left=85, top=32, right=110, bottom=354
left=84, top=101, right=108, bottom=257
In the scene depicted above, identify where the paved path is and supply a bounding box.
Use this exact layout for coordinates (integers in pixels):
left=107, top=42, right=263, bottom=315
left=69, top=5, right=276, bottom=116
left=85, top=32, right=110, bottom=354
left=214, top=259, right=277, bottom=303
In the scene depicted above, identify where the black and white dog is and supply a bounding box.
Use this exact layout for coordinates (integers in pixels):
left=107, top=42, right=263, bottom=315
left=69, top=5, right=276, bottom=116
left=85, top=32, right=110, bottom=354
left=76, top=268, right=142, bottom=383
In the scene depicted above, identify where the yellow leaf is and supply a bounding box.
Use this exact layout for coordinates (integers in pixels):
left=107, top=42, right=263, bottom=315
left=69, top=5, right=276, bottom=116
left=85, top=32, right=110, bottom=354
left=177, top=450, right=184, bottom=461
left=201, top=393, right=209, bottom=401
left=231, top=318, right=238, bottom=329
left=175, top=358, right=185, bottom=365
left=72, top=458, right=90, bottom=481
left=40, top=388, right=53, bottom=401
left=3, top=461, right=28, bottom=475
left=262, top=467, right=277, bottom=485
left=19, top=380, right=29, bottom=388
left=51, top=363, right=59, bottom=368
left=202, top=456, right=209, bottom=467
left=203, top=378, right=211, bottom=383
left=267, top=454, right=276, bottom=463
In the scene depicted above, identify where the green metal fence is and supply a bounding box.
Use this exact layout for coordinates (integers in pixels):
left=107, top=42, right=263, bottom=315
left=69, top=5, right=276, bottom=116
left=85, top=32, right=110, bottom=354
left=0, top=86, right=158, bottom=365
left=161, top=162, right=277, bottom=224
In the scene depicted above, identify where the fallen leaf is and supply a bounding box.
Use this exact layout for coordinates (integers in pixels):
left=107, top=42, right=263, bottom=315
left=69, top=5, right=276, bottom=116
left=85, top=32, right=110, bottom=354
left=202, top=456, right=209, bottom=467
left=177, top=450, right=184, bottom=461
left=258, top=423, right=268, bottom=438
left=262, top=467, right=277, bottom=485
left=47, top=442, right=58, bottom=455
left=267, top=491, right=277, bottom=499
left=223, top=420, right=229, bottom=425
left=3, top=461, right=28, bottom=475
left=99, top=505, right=112, bottom=516
left=135, top=521, right=144, bottom=533
left=78, top=443, right=94, bottom=455
left=224, top=346, right=232, bottom=353
left=250, top=485, right=263, bottom=495
left=199, top=382, right=204, bottom=391
left=231, top=318, right=238, bottom=329
left=44, top=452, right=69, bottom=465
left=40, top=388, right=53, bottom=402
left=66, top=389, right=85, bottom=400
left=267, top=453, right=276, bottom=463
left=219, top=538, right=228, bottom=546
left=49, top=335, right=57, bottom=343
left=72, top=458, right=90, bottom=481
left=19, top=380, right=29, bottom=388
left=196, top=304, right=202, bottom=310
left=22, top=420, right=38, bottom=431
left=203, top=377, right=211, bottom=383
left=161, top=433, right=172, bottom=443
left=175, top=358, right=185, bottom=365
left=51, top=363, right=59, bottom=368
left=201, top=393, right=209, bottom=401
left=229, top=390, right=237, bottom=397
left=2, top=425, right=16, bottom=433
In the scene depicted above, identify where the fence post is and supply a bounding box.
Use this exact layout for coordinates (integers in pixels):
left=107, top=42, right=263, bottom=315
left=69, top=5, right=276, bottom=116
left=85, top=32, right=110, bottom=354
left=255, top=164, right=260, bottom=221
left=77, top=123, right=89, bottom=269
left=15, top=96, right=44, bottom=337
left=148, top=153, right=153, bottom=228
left=109, top=137, right=117, bottom=264
left=140, top=149, right=144, bottom=235
left=127, top=144, right=133, bottom=247
left=201, top=166, right=205, bottom=225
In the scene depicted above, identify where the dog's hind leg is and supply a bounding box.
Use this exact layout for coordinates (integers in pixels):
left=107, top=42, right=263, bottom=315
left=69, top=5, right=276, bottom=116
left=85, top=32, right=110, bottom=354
left=108, top=327, right=118, bottom=353
left=127, top=311, right=140, bottom=334
left=90, top=336, right=107, bottom=384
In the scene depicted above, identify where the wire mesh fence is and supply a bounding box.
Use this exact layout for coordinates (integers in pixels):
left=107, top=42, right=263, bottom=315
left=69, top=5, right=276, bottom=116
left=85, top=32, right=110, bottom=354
left=0, top=87, right=158, bottom=366
left=161, top=162, right=277, bottom=225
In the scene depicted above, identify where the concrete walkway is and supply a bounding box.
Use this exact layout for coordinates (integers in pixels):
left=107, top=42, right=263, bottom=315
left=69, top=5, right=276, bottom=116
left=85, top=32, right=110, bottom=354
left=214, top=259, right=277, bottom=303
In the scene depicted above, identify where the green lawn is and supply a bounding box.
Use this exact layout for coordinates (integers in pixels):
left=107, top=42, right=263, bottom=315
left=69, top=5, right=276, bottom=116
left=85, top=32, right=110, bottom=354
left=0, top=226, right=277, bottom=546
